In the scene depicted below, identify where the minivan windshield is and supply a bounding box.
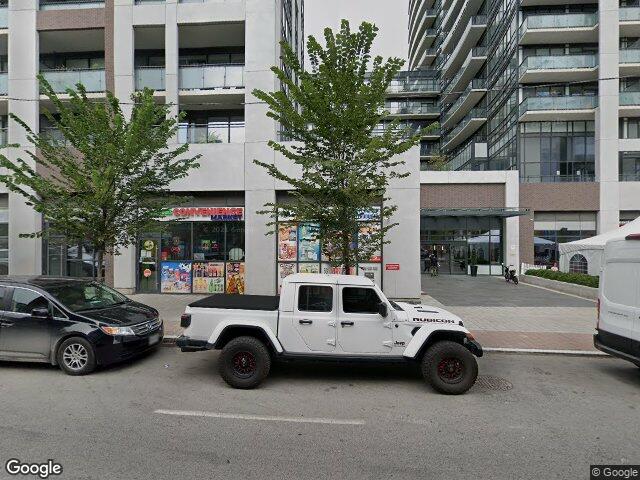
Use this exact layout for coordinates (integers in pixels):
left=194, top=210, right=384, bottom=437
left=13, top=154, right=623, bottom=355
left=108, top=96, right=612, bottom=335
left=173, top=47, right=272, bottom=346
left=42, top=282, right=129, bottom=313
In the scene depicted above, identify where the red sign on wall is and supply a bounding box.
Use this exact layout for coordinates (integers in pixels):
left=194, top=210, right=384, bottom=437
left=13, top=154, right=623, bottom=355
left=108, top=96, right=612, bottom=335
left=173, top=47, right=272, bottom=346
left=385, top=263, right=400, bottom=271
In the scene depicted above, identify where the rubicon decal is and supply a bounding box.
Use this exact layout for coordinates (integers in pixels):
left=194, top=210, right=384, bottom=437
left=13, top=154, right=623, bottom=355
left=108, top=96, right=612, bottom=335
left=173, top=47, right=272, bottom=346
left=412, top=318, right=456, bottom=324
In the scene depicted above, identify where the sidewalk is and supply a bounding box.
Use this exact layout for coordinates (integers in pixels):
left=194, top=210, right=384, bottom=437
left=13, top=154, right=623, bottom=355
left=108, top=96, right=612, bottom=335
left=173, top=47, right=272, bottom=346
left=129, top=276, right=599, bottom=353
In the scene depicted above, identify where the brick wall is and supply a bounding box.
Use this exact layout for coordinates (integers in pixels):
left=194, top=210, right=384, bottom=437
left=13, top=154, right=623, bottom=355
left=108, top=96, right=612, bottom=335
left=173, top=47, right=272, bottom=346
left=37, top=8, right=105, bottom=31
left=420, top=183, right=505, bottom=208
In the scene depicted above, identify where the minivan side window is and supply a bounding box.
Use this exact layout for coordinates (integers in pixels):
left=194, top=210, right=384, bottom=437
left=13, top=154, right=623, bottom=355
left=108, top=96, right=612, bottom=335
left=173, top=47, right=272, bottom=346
left=0, top=286, right=6, bottom=310
left=10, top=288, right=49, bottom=314
left=342, top=287, right=381, bottom=314
left=298, top=285, right=333, bottom=312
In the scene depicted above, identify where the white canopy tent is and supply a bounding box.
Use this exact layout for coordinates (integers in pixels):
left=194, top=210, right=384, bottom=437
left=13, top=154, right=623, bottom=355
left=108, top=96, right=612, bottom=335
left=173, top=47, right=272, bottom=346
left=559, top=218, right=640, bottom=276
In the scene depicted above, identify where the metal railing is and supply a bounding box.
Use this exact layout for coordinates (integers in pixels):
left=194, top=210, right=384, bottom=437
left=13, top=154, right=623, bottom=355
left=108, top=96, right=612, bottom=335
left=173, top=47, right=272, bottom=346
left=135, top=67, right=165, bottom=91
left=40, top=68, right=106, bottom=93
left=179, top=64, right=244, bottom=90
left=519, top=54, right=597, bottom=77
left=39, top=0, right=105, bottom=10
left=519, top=95, right=598, bottom=115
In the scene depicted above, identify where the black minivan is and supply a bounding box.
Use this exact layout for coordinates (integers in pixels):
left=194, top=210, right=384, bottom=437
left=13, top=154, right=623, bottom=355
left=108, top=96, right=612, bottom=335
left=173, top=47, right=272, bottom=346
left=0, top=277, right=163, bottom=375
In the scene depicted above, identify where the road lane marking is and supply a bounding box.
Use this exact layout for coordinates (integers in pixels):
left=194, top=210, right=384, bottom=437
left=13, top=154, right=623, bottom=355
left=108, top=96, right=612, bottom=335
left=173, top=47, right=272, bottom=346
left=154, top=409, right=366, bottom=426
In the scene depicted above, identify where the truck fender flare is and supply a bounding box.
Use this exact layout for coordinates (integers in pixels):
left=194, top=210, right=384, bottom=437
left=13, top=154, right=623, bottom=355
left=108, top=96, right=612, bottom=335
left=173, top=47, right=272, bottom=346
left=402, top=325, right=470, bottom=359
left=209, top=321, right=284, bottom=353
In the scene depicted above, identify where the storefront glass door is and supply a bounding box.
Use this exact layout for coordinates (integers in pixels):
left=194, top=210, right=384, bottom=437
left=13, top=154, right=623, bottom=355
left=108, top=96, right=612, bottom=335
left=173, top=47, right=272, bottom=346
left=138, top=234, right=161, bottom=293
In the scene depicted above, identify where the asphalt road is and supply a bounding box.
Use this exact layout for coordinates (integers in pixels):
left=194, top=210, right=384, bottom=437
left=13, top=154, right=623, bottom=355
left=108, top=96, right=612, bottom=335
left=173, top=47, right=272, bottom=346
left=1, top=347, right=639, bottom=480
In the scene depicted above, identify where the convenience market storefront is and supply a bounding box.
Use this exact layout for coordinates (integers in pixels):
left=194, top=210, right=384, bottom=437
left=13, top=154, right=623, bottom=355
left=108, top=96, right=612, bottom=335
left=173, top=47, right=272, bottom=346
left=137, top=207, right=245, bottom=294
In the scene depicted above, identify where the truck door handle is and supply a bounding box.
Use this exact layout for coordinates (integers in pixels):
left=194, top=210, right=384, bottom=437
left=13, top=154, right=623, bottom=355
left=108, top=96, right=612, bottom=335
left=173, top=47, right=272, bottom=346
left=299, top=319, right=313, bottom=325
left=341, top=321, right=354, bottom=327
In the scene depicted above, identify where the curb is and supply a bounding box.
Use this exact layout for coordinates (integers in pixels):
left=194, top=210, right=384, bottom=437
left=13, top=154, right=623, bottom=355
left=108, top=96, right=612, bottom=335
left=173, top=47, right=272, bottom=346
left=162, top=335, right=607, bottom=357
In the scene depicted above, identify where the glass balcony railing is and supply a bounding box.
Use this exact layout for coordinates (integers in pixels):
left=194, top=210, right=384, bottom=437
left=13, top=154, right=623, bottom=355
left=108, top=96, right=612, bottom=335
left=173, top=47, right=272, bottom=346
left=135, top=67, right=165, bottom=91
left=519, top=95, right=598, bottom=115
left=387, top=78, right=440, bottom=94
left=520, top=13, right=598, bottom=35
left=519, top=54, right=597, bottom=77
left=0, top=7, right=7, bottom=29
left=620, top=91, right=640, bottom=106
left=420, top=143, right=440, bottom=157
left=620, top=49, right=640, bottom=64
left=177, top=124, right=245, bottom=144
left=179, top=64, right=244, bottom=90
left=442, top=78, right=486, bottom=122
left=40, top=127, right=69, bottom=145
left=620, top=6, right=640, bottom=22
left=0, top=72, right=7, bottom=96
left=41, top=69, right=106, bottom=93
left=39, top=0, right=105, bottom=10
left=442, top=108, right=487, bottom=145
left=522, top=174, right=596, bottom=183
left=386, top=102, right=440, bottom=116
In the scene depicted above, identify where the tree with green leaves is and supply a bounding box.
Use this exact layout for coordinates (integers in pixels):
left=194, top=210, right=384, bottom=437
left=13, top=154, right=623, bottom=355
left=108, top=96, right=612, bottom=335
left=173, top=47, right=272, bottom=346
left=0, top=76, right=200, bottom=282
left=253, top=20, right=437, bottom=273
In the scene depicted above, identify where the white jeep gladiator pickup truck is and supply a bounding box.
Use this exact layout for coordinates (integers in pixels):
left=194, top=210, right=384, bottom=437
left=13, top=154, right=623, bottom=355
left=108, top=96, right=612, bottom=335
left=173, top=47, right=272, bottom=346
left=176, top=273, right=483, bottom=395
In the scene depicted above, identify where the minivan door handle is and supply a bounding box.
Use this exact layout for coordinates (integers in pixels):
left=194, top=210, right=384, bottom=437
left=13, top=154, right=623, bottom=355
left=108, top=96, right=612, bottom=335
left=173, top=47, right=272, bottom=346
left=340, top=321, right=354, bottom=327
left=0, top=321, right=14, bottom=328
left=299, top=319, right=313, bottom=325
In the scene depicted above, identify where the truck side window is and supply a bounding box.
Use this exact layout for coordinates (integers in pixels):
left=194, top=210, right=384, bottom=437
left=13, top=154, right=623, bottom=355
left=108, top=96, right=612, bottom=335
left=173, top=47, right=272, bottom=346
left=298, top=285, right=333, bottom=312
left=342, top=287, right=381, bottom=314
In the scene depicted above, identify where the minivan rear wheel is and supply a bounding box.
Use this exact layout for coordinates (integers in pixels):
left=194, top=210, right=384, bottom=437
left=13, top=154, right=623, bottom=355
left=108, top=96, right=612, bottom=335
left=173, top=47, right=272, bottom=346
left=57, top=337, right=97, bottom=376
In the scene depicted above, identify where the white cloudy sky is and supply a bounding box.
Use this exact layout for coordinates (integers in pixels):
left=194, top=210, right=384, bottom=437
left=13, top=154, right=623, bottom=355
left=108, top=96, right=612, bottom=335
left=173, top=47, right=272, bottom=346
left=304, top=0, right=410, bottom=67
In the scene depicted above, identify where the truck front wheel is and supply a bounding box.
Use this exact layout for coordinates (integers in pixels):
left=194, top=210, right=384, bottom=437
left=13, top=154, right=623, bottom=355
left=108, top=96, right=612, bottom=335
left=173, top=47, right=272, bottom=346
left=219, top=336, right=271, bottom=389
left=421, top=341, right=478, bottom=395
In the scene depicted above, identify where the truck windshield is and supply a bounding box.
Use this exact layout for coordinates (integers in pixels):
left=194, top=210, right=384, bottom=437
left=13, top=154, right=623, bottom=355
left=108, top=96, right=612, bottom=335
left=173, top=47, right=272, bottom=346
left=43, top=282, right=129, bottom=312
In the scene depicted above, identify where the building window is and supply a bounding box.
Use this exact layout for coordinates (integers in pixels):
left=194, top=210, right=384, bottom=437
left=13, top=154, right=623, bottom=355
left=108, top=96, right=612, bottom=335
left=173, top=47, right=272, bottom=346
left=569, top=254, right=588, bottom=274
left=619, top=118, right=640, bottom=139
left=178, top=111, right=245, bottom=144
left=533, top=212, right=596, bottom=267
left=518, top=121, right=595, bottom=182
left=619, top=152, right=640, bottom=181
left=43, top=235, right=102, bottom=278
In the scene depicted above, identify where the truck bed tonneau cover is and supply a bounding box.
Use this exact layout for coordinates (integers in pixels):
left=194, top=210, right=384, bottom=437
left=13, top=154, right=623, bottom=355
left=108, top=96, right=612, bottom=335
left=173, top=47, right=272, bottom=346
left=189, top=294, right=280, bottom=311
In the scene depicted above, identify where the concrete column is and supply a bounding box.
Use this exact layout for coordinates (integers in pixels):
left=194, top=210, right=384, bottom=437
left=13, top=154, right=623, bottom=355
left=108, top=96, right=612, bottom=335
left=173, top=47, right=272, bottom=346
left=165, top=0, right=179, bottom=133
left=243, top=0, right=280, bottom=294
left=7, top=0, right=41, bottom=275
left=504, top=170, right=520, bottom=271
left=596, top=0, right=620, bottom=233
left=113, top=0, right=136, bottom=292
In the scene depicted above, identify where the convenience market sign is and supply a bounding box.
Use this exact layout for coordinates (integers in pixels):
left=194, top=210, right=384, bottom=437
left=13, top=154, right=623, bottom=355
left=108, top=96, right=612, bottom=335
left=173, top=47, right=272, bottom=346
left=159, top=207, right=245, bottom=222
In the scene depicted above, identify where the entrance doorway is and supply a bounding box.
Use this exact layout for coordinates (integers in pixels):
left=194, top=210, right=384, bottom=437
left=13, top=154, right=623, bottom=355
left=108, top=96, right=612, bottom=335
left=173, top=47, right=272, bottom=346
left=427, top=243, right=467, bottom=275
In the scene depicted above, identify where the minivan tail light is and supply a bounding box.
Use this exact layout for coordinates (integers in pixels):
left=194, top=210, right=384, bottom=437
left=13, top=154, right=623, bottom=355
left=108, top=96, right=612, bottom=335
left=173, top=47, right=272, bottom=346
left=625, top=233, right=640, bottom=240
left=180, top=314, right=192, bottom=328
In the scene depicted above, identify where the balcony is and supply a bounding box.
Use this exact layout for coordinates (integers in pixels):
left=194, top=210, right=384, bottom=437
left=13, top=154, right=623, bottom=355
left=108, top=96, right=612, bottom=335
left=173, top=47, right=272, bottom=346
left=619, top=91, right=640, bottom=116
left=420, top=142, right=440, bottom=157
left=441, top=15, right=487, bottom=78
left=442, top=107, right=487, bottom=151
left=179, top=64, right=244, bottom=91
left=41, top=68, right=106, bottom=93
left=620, top=49, right=640, bottom=77
left=441, top=47, right=487, bottom=103
left=39, top=0, right=105, bottom=10
left=518, top=95, right=597, bottom=121
left=518, top=54, right=597, bottom=83
left=620, top=7, right=640, bottom=36
left=387, top=74, right=439, bottom=96
left=177, top=123, right=245, bottom=144
left=0, top=72, right=6, bottom=96
left=441, top=3, right=486, bottom=56
left=441, top=78, right=486, bottom=128
left=0, top=5, right=6, bottom=29
left=386, top=101, right=440, bottom=119
left=519, top=13, right=598, bottom=45
left=409, top=28, right=439, bottom=69
left=135, top=67, right=165, bottom=91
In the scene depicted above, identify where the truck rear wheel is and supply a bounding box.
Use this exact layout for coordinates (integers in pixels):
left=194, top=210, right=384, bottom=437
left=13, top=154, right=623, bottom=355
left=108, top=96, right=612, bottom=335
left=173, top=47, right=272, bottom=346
left=219, top=336, right=271, bottom=389
left=421, top=341, right=478, bottom=395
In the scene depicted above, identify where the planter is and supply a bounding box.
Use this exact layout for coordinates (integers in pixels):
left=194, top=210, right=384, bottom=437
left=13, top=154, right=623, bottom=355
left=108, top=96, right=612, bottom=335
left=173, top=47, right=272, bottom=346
left=470, top=265, right=478, bottom=277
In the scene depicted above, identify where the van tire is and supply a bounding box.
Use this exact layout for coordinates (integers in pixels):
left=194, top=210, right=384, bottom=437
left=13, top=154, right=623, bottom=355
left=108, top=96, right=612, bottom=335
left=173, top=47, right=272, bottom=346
left=219, top=336, right=271, bottom=389
left=57, top=337, right=97, bottom=376
left=421, top=341, right=478, bottom=395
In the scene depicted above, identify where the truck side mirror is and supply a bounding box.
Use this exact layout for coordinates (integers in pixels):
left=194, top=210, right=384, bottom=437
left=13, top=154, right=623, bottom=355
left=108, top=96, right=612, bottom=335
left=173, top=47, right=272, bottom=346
left=378, top=302, right=388, bottom=318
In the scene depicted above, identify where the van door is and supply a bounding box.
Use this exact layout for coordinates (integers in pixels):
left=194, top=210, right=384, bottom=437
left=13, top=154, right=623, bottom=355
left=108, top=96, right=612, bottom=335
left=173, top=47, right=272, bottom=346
left=291, top=284, right=337, bottom=352
left=600, top=260, right=638, bottom=353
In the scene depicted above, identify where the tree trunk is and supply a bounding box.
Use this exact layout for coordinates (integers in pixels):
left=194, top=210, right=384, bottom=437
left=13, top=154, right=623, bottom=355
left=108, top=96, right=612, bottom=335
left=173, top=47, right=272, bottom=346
left=342, top=231, right=352, bottom=274
left=96, top=250, right=105, bottom=283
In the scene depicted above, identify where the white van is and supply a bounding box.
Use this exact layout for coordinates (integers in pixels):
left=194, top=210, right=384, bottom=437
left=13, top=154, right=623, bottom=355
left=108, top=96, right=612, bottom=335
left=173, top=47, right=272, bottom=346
left=594, top=234, right=640, bottom=367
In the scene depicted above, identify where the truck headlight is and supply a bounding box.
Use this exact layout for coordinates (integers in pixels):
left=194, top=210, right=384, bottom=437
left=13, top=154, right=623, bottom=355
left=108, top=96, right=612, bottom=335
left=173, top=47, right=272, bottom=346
left=100, top=325, right=136, bottom=336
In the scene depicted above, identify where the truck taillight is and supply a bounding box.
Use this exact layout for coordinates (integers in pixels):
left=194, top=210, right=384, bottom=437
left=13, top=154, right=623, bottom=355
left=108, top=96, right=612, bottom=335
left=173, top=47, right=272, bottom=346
left=180, top=314, right=191, bottom=328
left=596, top=298, right=600, bottom=330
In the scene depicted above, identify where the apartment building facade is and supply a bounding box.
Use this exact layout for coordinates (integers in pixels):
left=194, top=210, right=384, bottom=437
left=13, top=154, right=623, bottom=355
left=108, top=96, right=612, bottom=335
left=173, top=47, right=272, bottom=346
left=0, top=0, right=421, bottom=299
left=410, top=0, right=640, bottom=275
